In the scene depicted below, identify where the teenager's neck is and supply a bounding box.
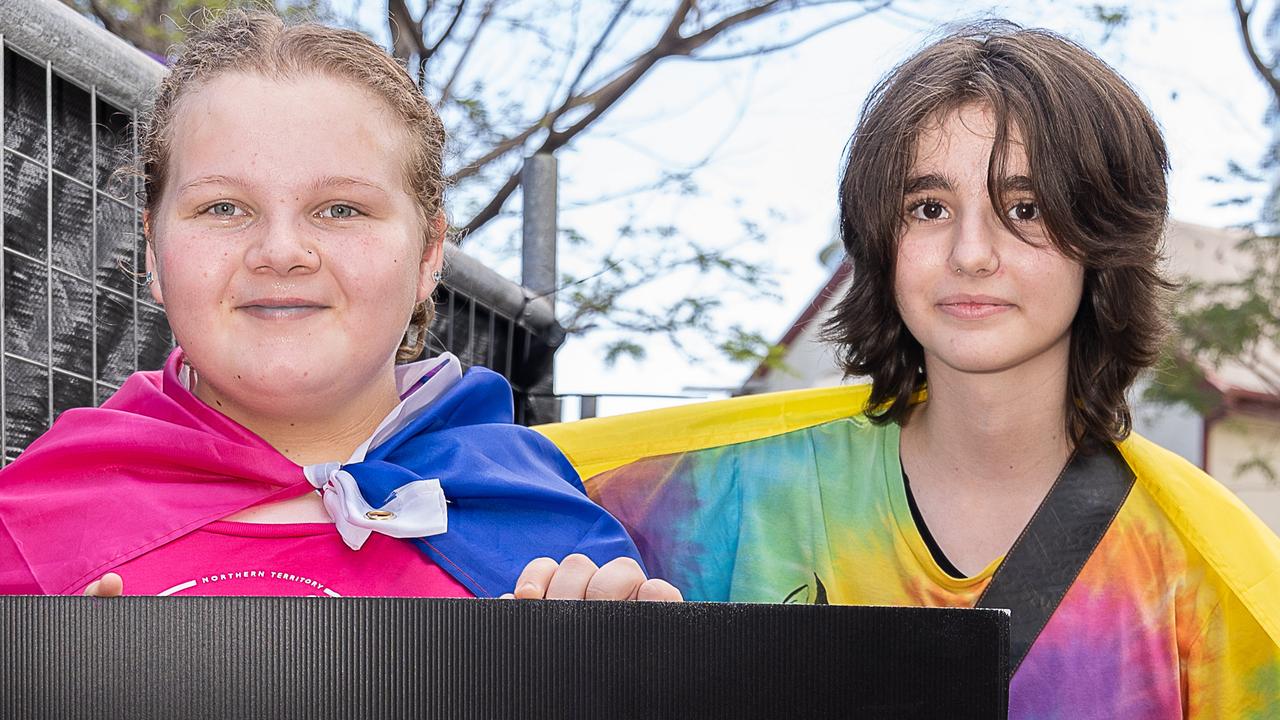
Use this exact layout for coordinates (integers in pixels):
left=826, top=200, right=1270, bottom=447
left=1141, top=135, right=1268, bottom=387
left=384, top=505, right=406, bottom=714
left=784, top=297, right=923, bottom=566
left=901, top=348, right=1074, bottom=492
left=194, top=375, right=401, bottom=466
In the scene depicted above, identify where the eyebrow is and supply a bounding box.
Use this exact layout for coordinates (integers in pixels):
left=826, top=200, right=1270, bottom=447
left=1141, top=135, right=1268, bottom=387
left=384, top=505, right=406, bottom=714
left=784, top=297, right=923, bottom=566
left=177, top=174, right=247, bottom=194
left=176, top=174, right=387, bottom=195
left=902, top=173, right=1036, bottom=195
left=1000, top=174, right=1034, bottom=193
left=903, top=173, right=953, bottom=195
left=305, top=175, right=387, bottom=194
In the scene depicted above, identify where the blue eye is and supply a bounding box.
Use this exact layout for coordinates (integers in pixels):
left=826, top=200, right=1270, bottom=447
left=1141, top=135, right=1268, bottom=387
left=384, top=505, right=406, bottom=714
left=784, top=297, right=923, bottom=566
left=207, top=202, right=240, bottom=217
left=321, top=204, right=361, bottom=219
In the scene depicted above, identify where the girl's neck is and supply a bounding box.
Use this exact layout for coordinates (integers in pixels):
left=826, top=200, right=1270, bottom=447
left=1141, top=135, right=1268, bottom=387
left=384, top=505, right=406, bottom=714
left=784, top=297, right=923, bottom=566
left=193, top=373, right=402, bottom=466
left=901, top=346, right=1074, bottom=493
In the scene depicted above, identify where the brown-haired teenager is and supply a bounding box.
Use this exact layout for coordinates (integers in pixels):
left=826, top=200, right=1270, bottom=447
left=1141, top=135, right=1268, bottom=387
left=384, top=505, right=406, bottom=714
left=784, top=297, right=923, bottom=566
left=542, top=22, right=1280, bottom=718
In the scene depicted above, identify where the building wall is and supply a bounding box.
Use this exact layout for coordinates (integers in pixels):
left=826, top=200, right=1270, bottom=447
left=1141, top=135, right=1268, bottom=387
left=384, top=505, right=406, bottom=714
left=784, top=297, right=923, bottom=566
left=1206, top=414, right=1280, bottom=533
left=749, top=315, right=848, bottom=393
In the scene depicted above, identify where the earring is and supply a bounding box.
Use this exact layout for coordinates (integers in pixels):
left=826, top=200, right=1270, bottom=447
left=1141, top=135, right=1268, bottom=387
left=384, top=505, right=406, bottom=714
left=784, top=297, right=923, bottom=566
left=144, top=271, right=155, bottom=286
left=432, top=270, right=443, bottom=282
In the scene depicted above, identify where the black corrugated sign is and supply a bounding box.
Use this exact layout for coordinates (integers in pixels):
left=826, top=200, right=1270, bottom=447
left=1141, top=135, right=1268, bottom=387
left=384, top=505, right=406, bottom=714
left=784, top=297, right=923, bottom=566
left=0, top=597, right=1008, bottom=719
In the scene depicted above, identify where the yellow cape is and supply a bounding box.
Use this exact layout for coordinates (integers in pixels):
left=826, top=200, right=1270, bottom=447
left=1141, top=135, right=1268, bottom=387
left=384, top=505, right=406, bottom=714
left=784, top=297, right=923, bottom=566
left=536, top=383, right=1280, bottom=648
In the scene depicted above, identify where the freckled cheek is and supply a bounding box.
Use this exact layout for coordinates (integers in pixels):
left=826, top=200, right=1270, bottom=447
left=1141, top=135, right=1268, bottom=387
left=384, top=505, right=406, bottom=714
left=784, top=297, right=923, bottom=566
left=332, top=262, right=421, bottom=309
left=157, top=241, right=238, bottom=309
left=1018, top=258, right=1085, bottom=320
left=892, top=259, right=933, bottom=319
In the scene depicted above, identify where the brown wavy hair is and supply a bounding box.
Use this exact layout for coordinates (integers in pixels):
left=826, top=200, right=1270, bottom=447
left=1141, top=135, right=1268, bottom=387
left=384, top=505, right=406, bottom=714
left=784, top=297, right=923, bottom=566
left=138, top=9, right=446, bottom=362
left=822, top=21, right=1173, bottom=448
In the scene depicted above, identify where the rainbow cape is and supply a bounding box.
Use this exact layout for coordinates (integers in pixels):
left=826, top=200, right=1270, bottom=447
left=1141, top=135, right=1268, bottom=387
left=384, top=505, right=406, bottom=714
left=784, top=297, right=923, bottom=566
left=536, top=384, right=1280, bottom=715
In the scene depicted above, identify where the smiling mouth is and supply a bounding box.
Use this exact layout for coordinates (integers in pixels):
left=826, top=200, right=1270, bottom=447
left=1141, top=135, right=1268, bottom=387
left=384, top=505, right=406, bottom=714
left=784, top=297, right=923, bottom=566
left=936, top=301, right=1013, bottom=319
left=237, top=304, right=329, bottom=320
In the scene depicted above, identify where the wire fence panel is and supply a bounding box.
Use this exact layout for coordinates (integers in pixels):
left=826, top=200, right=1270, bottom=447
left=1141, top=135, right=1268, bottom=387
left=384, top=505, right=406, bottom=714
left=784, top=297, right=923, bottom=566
left=1, top=45, right=166, bottom=463
left=427, top=287, right=556, bottom=426
left=0, top=6, right=562, bottom=459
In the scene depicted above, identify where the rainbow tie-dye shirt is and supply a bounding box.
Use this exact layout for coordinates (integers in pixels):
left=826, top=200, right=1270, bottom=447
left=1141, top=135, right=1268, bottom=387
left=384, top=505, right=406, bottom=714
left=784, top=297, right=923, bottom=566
left=540, top=388, right=1280, bottom=719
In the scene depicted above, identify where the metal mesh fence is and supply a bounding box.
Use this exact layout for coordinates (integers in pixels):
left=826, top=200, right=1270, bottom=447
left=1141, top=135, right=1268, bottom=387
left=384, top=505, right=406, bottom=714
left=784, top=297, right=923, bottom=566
left=0, top=23, right=560, bottom=460
left=2, top=45, right=164, bottom=462
left=429, top=285, right=556, bottom=426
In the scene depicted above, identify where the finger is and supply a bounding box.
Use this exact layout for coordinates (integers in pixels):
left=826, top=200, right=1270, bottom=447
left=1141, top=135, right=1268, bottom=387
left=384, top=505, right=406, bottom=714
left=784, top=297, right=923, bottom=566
left=584, top=557, right=646, bottom=601
left=84, top=572, right=124, bottom=598
left=544, top=553, right=598, bottom=600
left=512, top=557, right=560, bottom=599
left=636, top=578, right=683, bottom=602
left=498, top=593, right=515, bottom=600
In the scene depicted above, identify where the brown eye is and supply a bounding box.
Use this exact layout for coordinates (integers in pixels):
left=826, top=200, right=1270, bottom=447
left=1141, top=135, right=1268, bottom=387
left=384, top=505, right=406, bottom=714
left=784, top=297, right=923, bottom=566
left=1008, top=202, right=1039, bottom=221
left=910, top=201, right=949, bottom=221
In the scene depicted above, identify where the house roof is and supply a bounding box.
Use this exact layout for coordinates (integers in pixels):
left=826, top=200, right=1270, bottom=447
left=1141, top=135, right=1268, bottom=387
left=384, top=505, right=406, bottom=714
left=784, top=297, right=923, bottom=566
left=742, top=260, right=851, bottom=388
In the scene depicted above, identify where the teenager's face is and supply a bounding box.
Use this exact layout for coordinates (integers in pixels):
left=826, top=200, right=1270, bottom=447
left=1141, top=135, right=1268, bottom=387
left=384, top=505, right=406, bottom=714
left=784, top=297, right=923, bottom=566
left=894, top=104, right=1084, bottom=381
left=147, top=72, right=442, bottom=416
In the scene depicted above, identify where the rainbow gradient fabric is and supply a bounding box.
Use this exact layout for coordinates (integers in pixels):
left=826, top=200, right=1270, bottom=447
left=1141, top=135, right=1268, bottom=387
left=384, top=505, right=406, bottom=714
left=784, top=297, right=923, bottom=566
left=539, top=386, right=1280, bottom=719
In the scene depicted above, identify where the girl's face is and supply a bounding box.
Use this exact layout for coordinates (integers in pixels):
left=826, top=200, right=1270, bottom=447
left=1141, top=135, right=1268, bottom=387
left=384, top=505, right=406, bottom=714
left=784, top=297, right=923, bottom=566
left=147, top=72, right=442, bottom=416
left=894, top=104, right=1084, bottom=382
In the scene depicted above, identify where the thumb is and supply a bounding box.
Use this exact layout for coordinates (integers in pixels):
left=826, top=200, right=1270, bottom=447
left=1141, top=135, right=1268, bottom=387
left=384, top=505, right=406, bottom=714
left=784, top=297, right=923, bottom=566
left=83, top=572, right=124, bottom=597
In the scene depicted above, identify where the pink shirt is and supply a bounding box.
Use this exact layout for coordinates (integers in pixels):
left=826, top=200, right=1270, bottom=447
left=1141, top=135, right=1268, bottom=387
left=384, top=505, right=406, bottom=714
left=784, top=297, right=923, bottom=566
left=87, top=520, right=473, bottom=597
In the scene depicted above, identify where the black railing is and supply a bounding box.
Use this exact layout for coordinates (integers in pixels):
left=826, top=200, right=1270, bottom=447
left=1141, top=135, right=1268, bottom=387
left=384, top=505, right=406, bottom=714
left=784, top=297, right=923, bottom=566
left=0, top=0, right=563, bottom=460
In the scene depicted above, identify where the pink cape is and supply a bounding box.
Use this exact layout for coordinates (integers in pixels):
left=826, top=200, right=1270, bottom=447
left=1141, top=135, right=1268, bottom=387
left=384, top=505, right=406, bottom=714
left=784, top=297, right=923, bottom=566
left=0, top=350, right=307, bottom=594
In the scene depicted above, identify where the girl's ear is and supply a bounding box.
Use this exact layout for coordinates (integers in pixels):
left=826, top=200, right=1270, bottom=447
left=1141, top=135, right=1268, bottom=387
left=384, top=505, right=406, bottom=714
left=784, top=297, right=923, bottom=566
left=143, top=211, right=163, bottom=306
left=416, top=211, right=448, bottom=303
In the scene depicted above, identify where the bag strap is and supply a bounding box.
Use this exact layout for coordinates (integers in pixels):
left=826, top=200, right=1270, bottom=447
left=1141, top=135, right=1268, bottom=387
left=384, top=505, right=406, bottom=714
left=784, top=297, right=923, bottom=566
left=976, top=443, right=1136, bottom=674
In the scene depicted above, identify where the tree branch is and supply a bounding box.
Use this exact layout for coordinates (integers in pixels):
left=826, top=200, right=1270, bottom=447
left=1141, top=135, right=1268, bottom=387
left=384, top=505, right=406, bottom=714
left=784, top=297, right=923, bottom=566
left=562, top=0, right=633, bottom=100
left=679, top=1, right=782, bottom=48
left=447, top=117, right=552, bottom=184
left=439, top=1, right=497, bottom=105
left=425, top=0, right=468, bottom=60
left=691, top=2, right=891, bottom=62
left=84, top=0, right=125, bottom=38
left=388, top=0, right=428, bottom=61
left=457, top=0, right=883, bottom=236
left=458, top=166, right=523, bottom=238
left=1235, top=0, right=1280, bottom=103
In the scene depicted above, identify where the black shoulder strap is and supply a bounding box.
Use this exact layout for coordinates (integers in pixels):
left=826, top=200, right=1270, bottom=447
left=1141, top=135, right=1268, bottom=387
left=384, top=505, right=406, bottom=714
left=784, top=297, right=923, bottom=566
left=976, top=443, right=1136, bottom=674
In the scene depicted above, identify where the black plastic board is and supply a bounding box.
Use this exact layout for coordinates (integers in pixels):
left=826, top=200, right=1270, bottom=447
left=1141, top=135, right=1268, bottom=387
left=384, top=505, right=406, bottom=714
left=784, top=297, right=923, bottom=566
left=0, top=597, right=1008, bottom=719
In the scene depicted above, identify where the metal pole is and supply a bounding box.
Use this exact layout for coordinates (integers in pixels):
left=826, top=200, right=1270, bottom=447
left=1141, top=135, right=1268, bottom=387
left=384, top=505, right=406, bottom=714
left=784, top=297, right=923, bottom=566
left=521, top=153, right=558, bottom=312
left=520, top=153, right=560, bottom=423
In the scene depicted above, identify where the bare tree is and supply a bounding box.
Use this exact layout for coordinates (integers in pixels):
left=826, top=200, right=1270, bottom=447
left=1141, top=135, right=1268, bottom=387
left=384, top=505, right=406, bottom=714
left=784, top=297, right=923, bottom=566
left=386, top=1, right=891, bottom=239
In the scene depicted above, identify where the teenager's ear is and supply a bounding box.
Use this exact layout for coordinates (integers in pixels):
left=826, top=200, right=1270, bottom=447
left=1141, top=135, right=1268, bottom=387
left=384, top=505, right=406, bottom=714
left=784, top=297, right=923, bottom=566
left=143, top=211, right=163, bottom=306
left=417, top=211, right=448, bottom=304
